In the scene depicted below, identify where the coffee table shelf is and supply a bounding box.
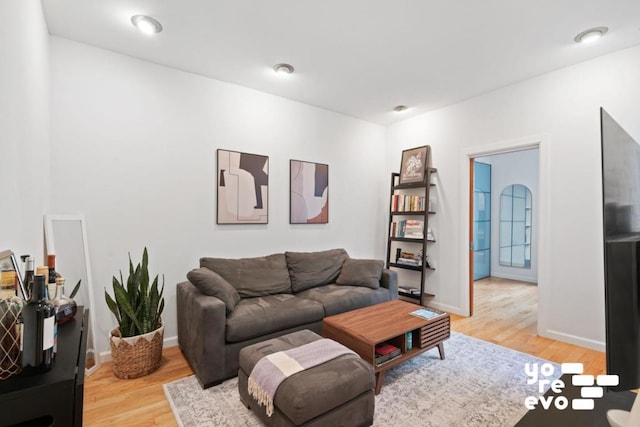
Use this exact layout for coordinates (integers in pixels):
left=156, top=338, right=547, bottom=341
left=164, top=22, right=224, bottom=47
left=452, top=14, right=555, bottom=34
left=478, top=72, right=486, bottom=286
left=322, top=299, right=450, bottom=394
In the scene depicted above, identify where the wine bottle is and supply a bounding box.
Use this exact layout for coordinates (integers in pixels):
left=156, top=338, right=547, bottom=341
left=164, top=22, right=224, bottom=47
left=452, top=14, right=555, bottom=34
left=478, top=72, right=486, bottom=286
left=47, top=254, right=60, bottom=288
left=0, top=271, right=23, bottom=379
left=36, top=266, right=50, bottom=300
left=21, top=275, right=55, bottom=374
left=22, top=256, right=34, bottom=300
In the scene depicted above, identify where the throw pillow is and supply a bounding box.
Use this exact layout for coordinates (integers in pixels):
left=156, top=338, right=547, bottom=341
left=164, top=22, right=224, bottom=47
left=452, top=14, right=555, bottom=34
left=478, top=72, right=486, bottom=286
left=285, top=248, right=349, bottom=293
left=336, top=259, right=384, bottom=289
left=187, top=268, right=241, bottom=313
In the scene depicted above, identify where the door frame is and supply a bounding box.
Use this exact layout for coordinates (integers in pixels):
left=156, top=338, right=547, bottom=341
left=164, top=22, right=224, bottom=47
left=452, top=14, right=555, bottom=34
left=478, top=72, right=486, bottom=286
left=460, top=135, right=549, bottom=336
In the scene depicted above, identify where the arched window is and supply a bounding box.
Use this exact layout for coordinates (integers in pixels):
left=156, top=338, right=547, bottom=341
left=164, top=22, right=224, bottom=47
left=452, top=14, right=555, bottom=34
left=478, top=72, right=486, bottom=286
left=499, top=184, right=532, bottom=268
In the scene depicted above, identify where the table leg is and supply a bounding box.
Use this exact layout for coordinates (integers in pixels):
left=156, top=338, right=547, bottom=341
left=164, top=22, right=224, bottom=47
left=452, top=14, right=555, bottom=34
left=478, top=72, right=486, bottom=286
left=375, top=371, right=385, bottom=395
left=437, top=342, right=445, bottom=359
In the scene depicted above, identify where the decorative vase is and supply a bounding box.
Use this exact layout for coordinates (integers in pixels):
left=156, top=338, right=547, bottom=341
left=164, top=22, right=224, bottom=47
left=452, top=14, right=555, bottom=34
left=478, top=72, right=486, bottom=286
left=0, top=271, right=23, bottom=379
left=109, top=323, right=164, bottom=379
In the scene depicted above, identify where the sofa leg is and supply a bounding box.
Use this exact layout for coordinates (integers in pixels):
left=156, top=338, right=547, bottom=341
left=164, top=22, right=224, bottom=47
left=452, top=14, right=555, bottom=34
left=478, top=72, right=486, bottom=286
left=201, top=379, right=224, bottom=389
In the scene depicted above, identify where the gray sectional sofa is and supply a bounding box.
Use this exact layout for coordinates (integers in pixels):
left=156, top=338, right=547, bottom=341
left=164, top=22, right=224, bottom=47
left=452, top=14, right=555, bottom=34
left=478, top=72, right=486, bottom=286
left=176, top=248, right=398, bottom=388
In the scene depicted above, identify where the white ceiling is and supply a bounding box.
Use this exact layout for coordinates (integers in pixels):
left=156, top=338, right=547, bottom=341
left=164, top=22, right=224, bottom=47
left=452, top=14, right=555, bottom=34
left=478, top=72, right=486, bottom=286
left=41, top=0, right=640, bottom=125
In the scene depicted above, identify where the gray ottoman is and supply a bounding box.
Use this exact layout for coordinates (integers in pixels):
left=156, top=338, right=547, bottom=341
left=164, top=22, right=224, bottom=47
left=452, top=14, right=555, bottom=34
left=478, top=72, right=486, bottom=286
left=238, top=329, right=375, bottom=427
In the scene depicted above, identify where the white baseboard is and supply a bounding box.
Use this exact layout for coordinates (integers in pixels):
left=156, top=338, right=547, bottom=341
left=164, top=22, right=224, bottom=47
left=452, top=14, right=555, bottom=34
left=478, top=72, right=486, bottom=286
left=491, top=272, right=538, bottom=283
left=98, top=335, right=179, bottom=364
left=427, top=301, right=465, bottom=316
left=542, top=329, right=605, bottom=352
left=398, top=295, right=465, bottom=316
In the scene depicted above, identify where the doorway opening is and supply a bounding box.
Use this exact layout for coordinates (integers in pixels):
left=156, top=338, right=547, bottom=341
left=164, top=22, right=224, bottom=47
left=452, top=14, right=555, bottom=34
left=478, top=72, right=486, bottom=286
left=470, top=148, right=539, bottom=322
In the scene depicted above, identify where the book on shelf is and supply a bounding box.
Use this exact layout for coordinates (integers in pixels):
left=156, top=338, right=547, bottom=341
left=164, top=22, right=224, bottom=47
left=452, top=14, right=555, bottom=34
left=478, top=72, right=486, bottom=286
left=375, top=342, right=402, bottom=365
left=404, top=220, right=424, bottom=238
left=398, top=286, right=421, bottom=294
left=391, top=220, right=425, bottom=239
left=397, top=257, right=420, bottom=266
left=391, top=195, right=426, bottom=212
left=409, top=307, right=444, bottom=320
left=390, top=219, right=407, bottom=237
left=396, top=250, right=422, bottom=266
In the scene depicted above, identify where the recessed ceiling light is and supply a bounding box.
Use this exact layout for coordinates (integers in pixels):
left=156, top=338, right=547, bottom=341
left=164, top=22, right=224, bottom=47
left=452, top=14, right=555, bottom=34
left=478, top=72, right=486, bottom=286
left=394, top=105, right=408, bottom=112
left=131, top=15, right=163, bottom=35
left=574, top=27, right=608, bottom=44
left=273, top=63, right=295, bottom=75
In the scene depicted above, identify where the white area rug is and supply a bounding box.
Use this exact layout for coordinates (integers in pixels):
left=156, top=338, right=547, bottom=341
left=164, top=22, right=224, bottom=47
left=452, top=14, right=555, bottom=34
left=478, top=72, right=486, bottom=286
left=163, top=332, right=560, bottom=426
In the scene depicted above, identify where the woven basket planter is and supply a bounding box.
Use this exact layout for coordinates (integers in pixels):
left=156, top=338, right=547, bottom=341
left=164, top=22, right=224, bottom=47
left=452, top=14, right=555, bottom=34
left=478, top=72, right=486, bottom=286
left=109, top=324, right=164, bottom=379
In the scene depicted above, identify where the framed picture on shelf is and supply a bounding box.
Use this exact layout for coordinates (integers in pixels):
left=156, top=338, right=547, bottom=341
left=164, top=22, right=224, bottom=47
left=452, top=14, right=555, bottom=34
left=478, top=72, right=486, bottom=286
left=290, top=159, right=329, bottom=224
left=217, top=149, right=269, bottom=224
left=0, top=249, right=26, bottom=298
left=399, top=145, right=430, bottom=185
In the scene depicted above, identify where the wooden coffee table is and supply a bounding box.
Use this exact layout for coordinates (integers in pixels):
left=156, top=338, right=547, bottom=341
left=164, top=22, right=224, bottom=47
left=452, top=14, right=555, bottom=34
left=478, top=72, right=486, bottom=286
left=322, top=299, right=450, bottom=394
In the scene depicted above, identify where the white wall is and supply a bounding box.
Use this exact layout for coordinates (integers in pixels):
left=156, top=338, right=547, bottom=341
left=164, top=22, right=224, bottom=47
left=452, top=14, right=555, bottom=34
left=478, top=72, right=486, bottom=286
left=49, top=37, right=387, bottom=357
left=0, top=0, right=50, bottom=259
left=387, top=44, right=640, bottom=351
left=483, top=149, right=539, bottom=283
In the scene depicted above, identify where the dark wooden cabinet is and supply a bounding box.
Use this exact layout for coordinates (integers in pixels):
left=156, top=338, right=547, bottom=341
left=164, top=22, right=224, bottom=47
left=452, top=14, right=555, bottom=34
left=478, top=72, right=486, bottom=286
left=0, top=308, right=87, bottom=427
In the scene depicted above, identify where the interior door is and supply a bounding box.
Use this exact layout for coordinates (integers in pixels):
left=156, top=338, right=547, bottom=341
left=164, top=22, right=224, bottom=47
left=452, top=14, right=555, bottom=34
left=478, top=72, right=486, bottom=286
left=473, top=162, right=491, bottom=280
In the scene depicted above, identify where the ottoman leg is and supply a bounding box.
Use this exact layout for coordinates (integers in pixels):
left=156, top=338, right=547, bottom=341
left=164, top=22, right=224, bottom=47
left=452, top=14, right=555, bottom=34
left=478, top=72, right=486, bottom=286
left=239, top=394, right=251, bottom=409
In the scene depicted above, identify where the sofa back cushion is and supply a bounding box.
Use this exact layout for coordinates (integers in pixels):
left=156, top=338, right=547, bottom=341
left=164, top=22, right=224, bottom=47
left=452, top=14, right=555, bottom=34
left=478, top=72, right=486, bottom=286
left=285, top=248, right=348, bottom=293
left=200, top=253, right=292, bottom=298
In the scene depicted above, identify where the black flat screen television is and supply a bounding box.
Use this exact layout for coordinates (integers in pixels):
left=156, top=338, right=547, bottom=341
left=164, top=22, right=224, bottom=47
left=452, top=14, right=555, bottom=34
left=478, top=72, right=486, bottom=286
left=600, top=107, right=640, bottom=392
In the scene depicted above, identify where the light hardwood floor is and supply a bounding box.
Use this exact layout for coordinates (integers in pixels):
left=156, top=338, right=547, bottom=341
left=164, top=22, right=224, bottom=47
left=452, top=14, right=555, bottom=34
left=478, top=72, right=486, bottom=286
left=84, top=277, right=605, bottom=426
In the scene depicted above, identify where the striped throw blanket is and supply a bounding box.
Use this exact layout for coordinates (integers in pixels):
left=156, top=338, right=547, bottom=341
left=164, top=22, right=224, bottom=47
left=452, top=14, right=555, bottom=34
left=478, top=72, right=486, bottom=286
left=248, top=338, right=356, bottom=417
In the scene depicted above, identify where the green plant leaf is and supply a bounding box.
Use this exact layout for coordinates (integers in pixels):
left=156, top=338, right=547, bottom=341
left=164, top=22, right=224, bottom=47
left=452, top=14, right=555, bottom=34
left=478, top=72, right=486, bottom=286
left=154, top=298, right=164, bottom=330
left=69, top=279, right=81, bottom=299
left=140, top=247, right=149, bottom=299
left=104, top=288, right=121, bottom=324
left=113, top=279, right=143, bottom=333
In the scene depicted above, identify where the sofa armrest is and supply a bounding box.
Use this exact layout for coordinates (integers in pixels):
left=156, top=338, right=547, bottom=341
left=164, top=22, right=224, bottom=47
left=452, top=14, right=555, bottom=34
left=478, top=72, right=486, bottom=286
left=380, top=269, right=398, bottom=298
left=177, top=281, right=227, bottom=388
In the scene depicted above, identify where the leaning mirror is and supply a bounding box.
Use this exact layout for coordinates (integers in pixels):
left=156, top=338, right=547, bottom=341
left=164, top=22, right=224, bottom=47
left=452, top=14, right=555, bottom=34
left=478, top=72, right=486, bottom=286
left=44, top=214, right=100, bottom=375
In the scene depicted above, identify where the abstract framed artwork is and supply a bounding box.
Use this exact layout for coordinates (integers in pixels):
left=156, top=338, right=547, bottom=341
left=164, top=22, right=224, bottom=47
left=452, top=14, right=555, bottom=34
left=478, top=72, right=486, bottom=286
left=399, top=145, right=430, bottom=185
left=290, top=159, right=329, bottom=224
left=217, top=149, right=269, bottom=224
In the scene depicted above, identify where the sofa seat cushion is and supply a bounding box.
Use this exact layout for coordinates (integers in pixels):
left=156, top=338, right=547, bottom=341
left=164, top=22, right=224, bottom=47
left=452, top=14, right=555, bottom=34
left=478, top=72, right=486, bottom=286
left=296, top=284, right=391, bottom=316
left=285, top=248, right=348, bottom=293
left=200, top=253, right=292, bottom=298
left=226, top=294, right=325, bottom=343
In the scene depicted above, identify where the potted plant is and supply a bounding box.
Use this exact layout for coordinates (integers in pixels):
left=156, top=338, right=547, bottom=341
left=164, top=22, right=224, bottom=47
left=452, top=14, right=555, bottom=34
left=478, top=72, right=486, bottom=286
left=105, top=247, right=165, bottom=379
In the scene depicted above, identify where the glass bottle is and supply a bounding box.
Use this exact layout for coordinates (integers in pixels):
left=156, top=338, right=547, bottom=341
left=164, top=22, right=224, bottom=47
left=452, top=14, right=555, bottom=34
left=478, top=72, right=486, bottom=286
left=22, top=256, right=34, bottom=300
left=52, top=277, right=77, bottom=325
left=36, top=266, right=50, bottom=300
left=47, top=254, right=60, bottom=293
left=21, top=275, right=55, bottom=375
left=0, top=271, right=23, bottom=379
